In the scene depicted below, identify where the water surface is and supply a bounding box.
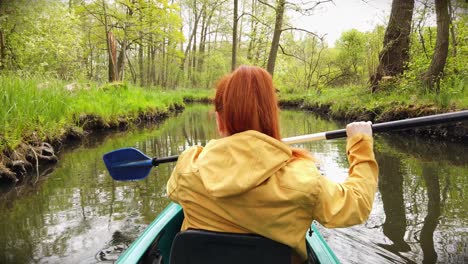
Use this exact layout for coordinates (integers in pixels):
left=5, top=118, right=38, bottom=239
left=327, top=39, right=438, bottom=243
left=1, top=104, right=466, bottom=263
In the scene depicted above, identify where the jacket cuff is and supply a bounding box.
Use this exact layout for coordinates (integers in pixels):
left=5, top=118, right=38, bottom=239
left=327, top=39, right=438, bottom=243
left=346, top=134, right=373, bottom=154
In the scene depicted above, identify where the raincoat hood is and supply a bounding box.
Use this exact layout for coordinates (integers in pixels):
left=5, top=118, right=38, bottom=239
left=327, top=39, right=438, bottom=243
left=196, top=130, right=292, bottom=197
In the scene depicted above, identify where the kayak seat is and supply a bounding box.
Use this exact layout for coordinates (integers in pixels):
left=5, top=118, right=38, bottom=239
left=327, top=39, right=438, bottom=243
left=169, top=229, right=292, bottom=264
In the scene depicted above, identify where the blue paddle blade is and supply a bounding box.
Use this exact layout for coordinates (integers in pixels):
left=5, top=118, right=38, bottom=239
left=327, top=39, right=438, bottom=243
left=103, top=148, right=154, bottom=181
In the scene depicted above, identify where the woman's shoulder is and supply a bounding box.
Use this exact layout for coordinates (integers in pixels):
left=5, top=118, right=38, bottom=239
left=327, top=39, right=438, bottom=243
left=278, top=159, right=323, bottom=193
left=174, top=145, right=204, bottom=172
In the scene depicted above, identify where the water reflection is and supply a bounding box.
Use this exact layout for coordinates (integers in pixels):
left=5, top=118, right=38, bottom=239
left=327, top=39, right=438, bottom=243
left=0, top=104, right=466, bottom=263
left=420, top=163, right=441, bottom=264
left=377, top=152, right=411, bottom=254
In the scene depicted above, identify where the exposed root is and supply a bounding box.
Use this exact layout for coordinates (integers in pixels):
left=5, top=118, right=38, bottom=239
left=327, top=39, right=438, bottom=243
left=0, top=163, right=17, bottom=182
left=28, top=145, right=40, bottom=184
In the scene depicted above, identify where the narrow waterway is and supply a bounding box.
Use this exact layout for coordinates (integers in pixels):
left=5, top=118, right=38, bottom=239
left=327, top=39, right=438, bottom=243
left=1, top=104, right=466, bottom=263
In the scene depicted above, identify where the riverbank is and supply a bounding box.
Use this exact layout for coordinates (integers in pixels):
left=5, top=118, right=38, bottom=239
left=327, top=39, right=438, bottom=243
left=0, top=76, right=212, bottom=184
left=2, top=76, right=467, bottom=185
left=278, top=85, right=468, bottom=141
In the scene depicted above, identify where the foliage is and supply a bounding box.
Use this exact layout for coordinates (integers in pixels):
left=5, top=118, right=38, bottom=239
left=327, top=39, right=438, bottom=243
left=0, top=0, right=467, bottom=152
left=0, top=0, right=83, bottom=79
left=334, top=29, right=367, bottom=83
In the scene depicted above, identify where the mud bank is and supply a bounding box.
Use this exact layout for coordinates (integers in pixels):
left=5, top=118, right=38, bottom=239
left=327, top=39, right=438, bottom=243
left=0, top=103, right=186, bottom=185
left=279, top=99, right=468, bottom=142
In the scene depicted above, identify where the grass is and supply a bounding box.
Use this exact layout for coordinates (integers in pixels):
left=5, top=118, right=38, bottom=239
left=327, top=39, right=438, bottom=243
left=0, top=75, right=213, bottom=151
left=279, top=78, right=468, bottom=120
left=2, top=72, right=464, bottom=152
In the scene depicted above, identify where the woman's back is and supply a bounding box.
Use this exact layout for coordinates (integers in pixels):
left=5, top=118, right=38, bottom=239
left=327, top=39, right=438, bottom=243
left=166, top=65, right=378, bottom=263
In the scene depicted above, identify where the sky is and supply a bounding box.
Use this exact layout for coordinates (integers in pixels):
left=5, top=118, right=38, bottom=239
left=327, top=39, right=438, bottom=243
left=289, top=0, right=393, bottom=47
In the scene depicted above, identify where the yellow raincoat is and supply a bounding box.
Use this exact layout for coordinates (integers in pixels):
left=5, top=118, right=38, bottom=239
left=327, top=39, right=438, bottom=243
left=167, top=130, right=378, bottom=262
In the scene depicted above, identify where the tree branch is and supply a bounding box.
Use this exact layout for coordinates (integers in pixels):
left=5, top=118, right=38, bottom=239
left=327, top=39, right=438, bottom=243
left=258, top=0, right=277, bottom=11
left=286, top=0, right=334, bottom=15
left=280, top=27, right=323, bottom=39
left=279, top=44, right=306, bottom=62
left=241, top=12, right=272, bottom=29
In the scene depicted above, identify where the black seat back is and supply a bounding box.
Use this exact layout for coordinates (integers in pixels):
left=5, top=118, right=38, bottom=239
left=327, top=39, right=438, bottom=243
left=169, top=229, right=291, bottom=264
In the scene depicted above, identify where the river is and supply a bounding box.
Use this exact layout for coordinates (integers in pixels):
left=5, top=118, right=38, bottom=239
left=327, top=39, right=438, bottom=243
left=0, top=104, right=466, bottom=263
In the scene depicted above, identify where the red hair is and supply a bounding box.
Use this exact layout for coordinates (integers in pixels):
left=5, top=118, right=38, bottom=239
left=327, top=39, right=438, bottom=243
left=215, top=66, right=280, bottom=139
left=214, top=65, right=312, bottom=160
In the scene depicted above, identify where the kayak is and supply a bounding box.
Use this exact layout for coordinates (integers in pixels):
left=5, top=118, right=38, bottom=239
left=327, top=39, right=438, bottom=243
left=116, top=202, right=340, bottom=264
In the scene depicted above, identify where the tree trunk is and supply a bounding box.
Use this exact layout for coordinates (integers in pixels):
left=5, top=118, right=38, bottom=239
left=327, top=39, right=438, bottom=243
left=102, top=0, right=118, bottom=82
left=231, top=0, right=238, bottom=71
left=139, top=39, right=144, bottom=86
left=370, top=0, right=415, bottom=92
left=0, top=29, right=5, bottom=70
left=0, top=1, right=5, bottom=70
left=117, top=39, right=127, bottom=81
left=182, top=0, right=201, bottom=72
left=422, top=0, right=449, bottom=92
left=447, top=0, right=457, bottom=57
left=107, top=31, right=119, bottom=82
left=147, top=33, right=152, bottom=85
left=126, top=51, right=137, bottom=83
left=247, top=0, right=257, bottom=61
left=266, top=0, right=286, bottom=76
left=238, top=1, right=245, bottom=52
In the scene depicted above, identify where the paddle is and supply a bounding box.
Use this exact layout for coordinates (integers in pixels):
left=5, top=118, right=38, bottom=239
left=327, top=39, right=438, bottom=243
left=103, top=110, right=468, bottom=181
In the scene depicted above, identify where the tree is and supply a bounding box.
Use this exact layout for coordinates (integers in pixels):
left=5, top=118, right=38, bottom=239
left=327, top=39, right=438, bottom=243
left=261, top=0, right=331, bottom=76
left=0, top=0, right=83, bottom=78
left=422, top=0, right=450, bottom=92
left=232, top=0, right=238, bottom=71
left=266, top=0, right=285, bottom=75
left=370, top=0, right=415, bottom=92
left=335, top=29, right=367, bottom=83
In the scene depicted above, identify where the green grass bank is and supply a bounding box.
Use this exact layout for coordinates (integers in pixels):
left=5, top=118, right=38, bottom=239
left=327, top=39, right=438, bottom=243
left=1, top=75, right=466, bottom=184
left=278, top=83, right=468, bottom=141
left=0, top=75, right=212, bottom=183
left=279, top=83, right=468, bottom=121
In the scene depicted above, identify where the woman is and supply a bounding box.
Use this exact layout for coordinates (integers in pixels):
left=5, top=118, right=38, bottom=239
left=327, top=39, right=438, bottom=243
left=167, top=66, right=378, bottom=263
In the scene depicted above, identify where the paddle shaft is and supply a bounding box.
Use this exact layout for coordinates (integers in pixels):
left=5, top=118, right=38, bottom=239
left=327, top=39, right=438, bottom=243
left=153, top=110, right=468, bottom=165
left=283, top=110, right=468, bottom=144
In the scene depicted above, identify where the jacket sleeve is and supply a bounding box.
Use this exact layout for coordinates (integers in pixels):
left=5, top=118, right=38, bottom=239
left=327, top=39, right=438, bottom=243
left=313, top=134, right=379, bottom=228
left=166, top=156, right=181, bottom=202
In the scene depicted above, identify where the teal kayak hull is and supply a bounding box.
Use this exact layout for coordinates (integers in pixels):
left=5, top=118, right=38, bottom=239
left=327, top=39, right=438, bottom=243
left=117, top=202, right=340, bottom=264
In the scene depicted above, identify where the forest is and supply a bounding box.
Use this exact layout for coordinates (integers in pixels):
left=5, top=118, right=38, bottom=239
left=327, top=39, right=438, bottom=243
left=0, top=0, right=467, bottom=181
left=0, top=0, right=465, bottom=91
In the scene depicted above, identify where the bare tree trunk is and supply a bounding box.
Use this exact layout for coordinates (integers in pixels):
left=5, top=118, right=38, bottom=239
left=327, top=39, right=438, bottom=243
left=238, top=0, right=245, bottom=52
left=232, top=0, right=238, bottom=71
left=266, top=0, right=285, bottom=76
left=447, top=0, right=457, bottom=57
left=102, top=0, right=118, bottom=82
left=107, top=32, right=119, bottom=82
left=370, top=0, right=415, bottom=92
left=139, top=40, right=144, bottom=86
left=117, top=39, right=127, bottom=81
left=247, top=0, right=257, bottom=61
left=422, top=0, right=449, bottom=92
left=190, top=18, right=198, bottom=83
left=147, top=33, right=152, bottom=85
left=182, top=0, right=201, bottom=71
left=126, top=52, right=137, bottom=83
left=0, top=29, right=5, bottom=70
left=0, top=1, right=5, bottom=70
left=150, top=46, right=156, bottom=85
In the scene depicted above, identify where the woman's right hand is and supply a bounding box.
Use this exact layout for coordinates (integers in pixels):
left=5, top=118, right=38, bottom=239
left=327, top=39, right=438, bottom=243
left=346, top=121, right=373, bottom=138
